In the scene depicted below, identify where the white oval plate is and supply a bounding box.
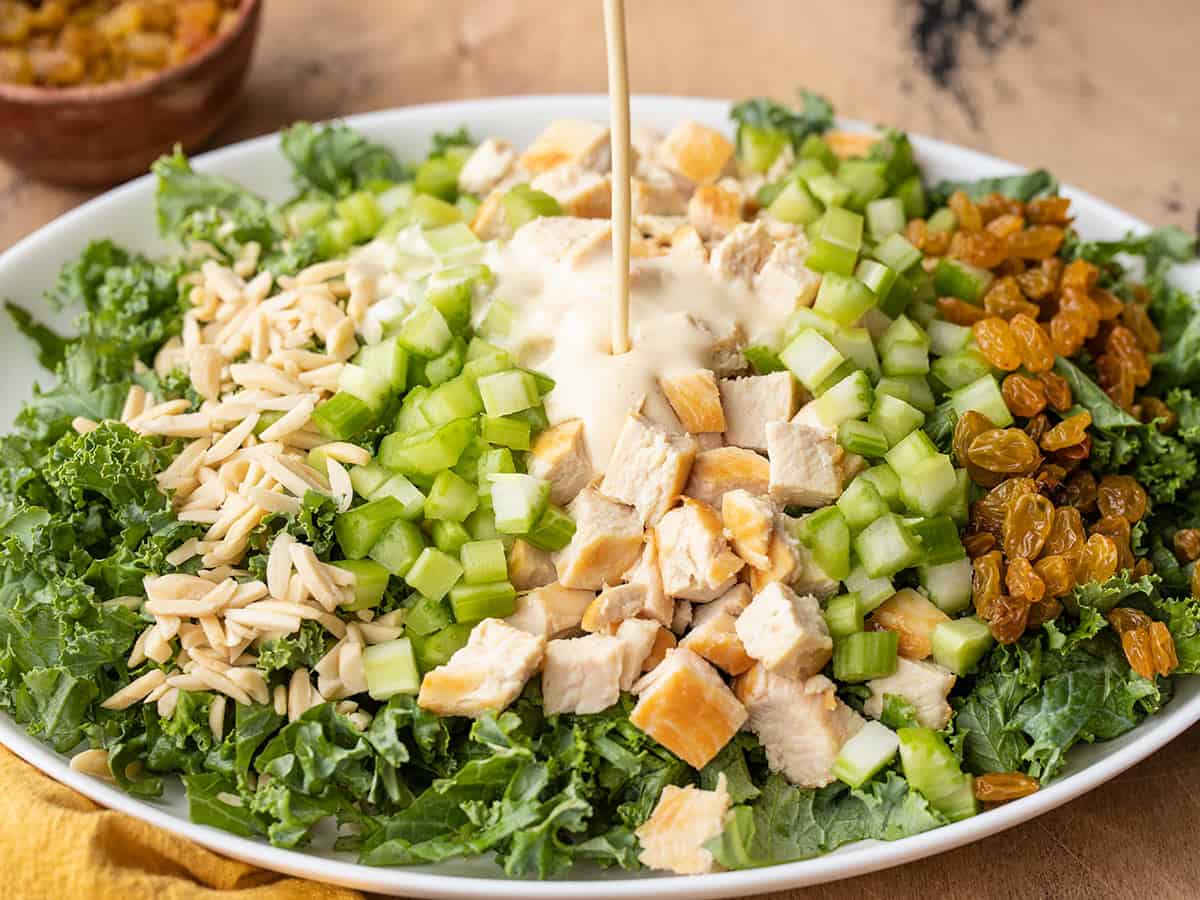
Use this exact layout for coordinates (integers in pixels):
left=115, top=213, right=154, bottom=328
left=1, top=95, right=1198, bottom=899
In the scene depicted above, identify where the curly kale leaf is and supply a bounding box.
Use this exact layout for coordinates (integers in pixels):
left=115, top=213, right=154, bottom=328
left=281, top=122, right=409, bottom=198
left=730, top=90, right=834, bottom=152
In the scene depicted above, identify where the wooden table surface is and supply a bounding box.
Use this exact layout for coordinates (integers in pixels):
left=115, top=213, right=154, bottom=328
left=2, top=2, right=1197, bottom=897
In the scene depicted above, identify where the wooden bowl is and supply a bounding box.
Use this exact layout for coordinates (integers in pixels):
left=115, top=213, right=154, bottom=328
left=0, top=0, right=261, bottom=187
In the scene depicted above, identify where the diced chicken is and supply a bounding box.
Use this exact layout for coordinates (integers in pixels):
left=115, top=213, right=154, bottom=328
left=599, top=413, right=697, bottom=525
left=636, top=213, right=688, bottom=242
left=520, top=119, right=611, bottom=173
left=582, top=582, right=649, bottom=633
left=510, top=215, right=613, bottom=268
left=867, top=588, right=952, bottom=660
left=542, top=633, right=623, bottom=715
left=505, top=582, right=595, bottom=639
left=722, top=489, right=774, bottom=569
left=719, top=373, right=800, bottom=453
left=753, top=236, right=821, bottom=325
left=553, top=488, right=644, bottom=590
left=470, top=187, right=510, bottom=240
left=636, top=774, right=731, bottom=875
left=418, top=619, right=545, bottom=717
left=655, top=498, right=744, bottom=602
left=864, top=657, right=957, bottom=731
left=685, top=446, right=771, bottom=509
left=735, top=667, right=864, bottom=787
left=790, top=539, right=840, bottom=599
left=766, top=420, right=853, bottom=508
left=528, top=418, right=593, bottom=506
left=529, top=165, right=612, bottom=218
left=695, top=431, right=724, bottom=452
left=688, top=183, right=744, bottom=241
left=632, top=171, right=688, bottom=217
left=668, top=224, right=708, bottom=265
left=671, top=599, right=693, bottom=635
left=747, top=525, right=798, bottom=594
left=735, top=582, right=832, bottom=679
left=508, top=538, right=557, bottom=591
left=631, top=124, right=663, bottom=162
left=643, top=626, right=677, bottom=671
left=660, top=369, right=726, bottom=434
left=631, top=648, right=747, bottom=768
left=620, top=530, right=674, bottom=626
left=615, top=617, right=661, bottom=690
left=658, top=120, right=735, bottom=185
left=709, top=220, right=774, bottom=282
left=696, top=318, right=748, bottom=378
left=680, top=583, right=754, bottom=675
left=458, top=137, right=518, bottom=196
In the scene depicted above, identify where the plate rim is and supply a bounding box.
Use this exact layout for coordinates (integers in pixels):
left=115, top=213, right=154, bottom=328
left=2, top=92, right=1198, bottom=899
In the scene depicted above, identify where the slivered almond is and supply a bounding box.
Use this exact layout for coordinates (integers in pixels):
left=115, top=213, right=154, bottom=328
left=204, top=414, right=260, bottom=465
left=101, top=669, right=167, bottom=710
left=229, top=362, right=305, bottom=395
left=259, top=396, right=316, bottom=441
left=289, top=543, right=340, bottom=611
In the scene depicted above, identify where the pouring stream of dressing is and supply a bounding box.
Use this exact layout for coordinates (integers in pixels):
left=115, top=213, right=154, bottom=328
left=603, top=0, right=632, bottom=356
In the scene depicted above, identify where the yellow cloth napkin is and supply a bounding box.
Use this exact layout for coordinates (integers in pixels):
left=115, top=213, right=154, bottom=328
left=0, top=746, right=364, bottom=900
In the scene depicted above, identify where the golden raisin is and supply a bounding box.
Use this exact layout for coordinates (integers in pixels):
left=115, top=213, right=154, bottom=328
left=1004, top=492, right=1055, bottom=559
left=972, top=478, right=1038, bottom=538
left=949, top=190, right=983, bottom=233
left=1139, top=396, right=1177, bottom=432
left=1027, top=597, right=1064, bottom=628
left=974, top=771, right=1041, bottom=804
left=1043, top=506, right=1087, bottom=559
left=1096, top=475, right=1148, bottom=523
left=1121, top=302, right=1161, bottom=354
left=1037, top=371, right=1073, bottom=413
left=1002, top=373, right=1048, bottom=417
left=964, top=531, right=997, bottom=557
left=1120, top=628, right=1157, bottom=680
left=972, top=551, right=1004, bottom=618
left=1040, top=412, right=1092, bottom=452
left=973, top=317, right=1023, bottom=371
left=1077, top=533, right=1119, bottom=584
left=977, top=192, right=1025, bottom=222
left=1050, top=313, right=1087, bottom=357
left=1024, top=413, right=1051, bottom=445
left=1173, top=528, right=1200, bottom=564
left=1108, top=607, right=1153, bottom=634
left=1026, top=196, right=1072, bottom=226
left=1192, top=562, right=1200, bottom=599
left=1008, top=226, right=1065, bottom=260
left=1061, top=472, right=1100, bottom=513
left=1061, top=259, right=1100, bottom=294
left=989, top=595, right=1031, bottom=644
left=1105, top=326, right=1152, bottom=386
left=1034, top=463, right=1068, bottom=496
left=937, top=297, right=987, bottom=326
left=969, top=428, right=1043, bottom=474
left=1133, top=558, right=1155, bottom=578
left=951, top=229, right=1008, bottom=269
left=983, top=276, right=1039, bottom=319
left=1034, top=555, right=1075, bottom=598
left=1006, top=557, right=1046, bottom=604
left=1010, top=314, right=1055, bottom=373
left=1058, top=288, right=1101, bottom=339
left=1091, top=289, right=1125, bottom=321
left=985, top=212, right=1026, bottom=241
left=1096, top=354, right=1136, bottom=410
left=1148, top=621, right=1179, bottom=676
left=1091, top=515, right=1134, bottom=571
left=1016, top=267, right=1055, bottom=301
left=953, top=410, right=997, bottom=467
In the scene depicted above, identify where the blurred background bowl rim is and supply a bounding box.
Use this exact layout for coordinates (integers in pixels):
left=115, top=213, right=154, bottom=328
left=0, top=0, right=260, bottom=104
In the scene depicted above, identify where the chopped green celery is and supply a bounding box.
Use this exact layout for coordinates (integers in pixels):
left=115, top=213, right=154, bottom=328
left=431, top=519, right=472, bottom=555
left=405, top=547, right=463, bottom=600
left=884, top=429, right=938, bottom=473
left=838, top=159, right=889, bottom=211
left=838, top=420, right=889, bottom=459
left=313, top=390, right=375, bottom=440
left=877, top=314, right=930, bottom=354
left=425, top=223, right=482, bottom=263
left=450, top=580, right=517, bottom=623
left=397, top=303, right=454, bottom=358
left=526, top=368, right=555, bottom=396
left=456, top=194, right=480, bottom=222
left=823, top=593, right=864, bottom=639
left=466, top=336, right=510, bottom=362
left=807, top=173, right=852, bottom=209
left=920, top=556, right=974, bottom=615
left=784, top=306, right=841, bottom=342
left=833, top=631, right=899, bottom=682
left=481, top=416, right=532, bottom=451
left=813, top=273, right=878, bottom=325
left=335, top=497, right=406, bottom=560
left=756, top=178, right=788, bottom=208
left=364, top=638, right=421, bottom=699
left=859, top=464, right=902, bottom=510
left=871, top=232, right=923, bottom=274
left=894, top=174, right=927, bottom=219
left=813, top=360, right=859, bottom=397
left=931, top=615, right=993, bottom=673
left=795, top=507, right=851, bottom=580
left=368, top=519, right=426, bottom=576
left=877, top=271, right=916, bottom=319
left=844, top=564, right=895, bottom=612
left=319, top=218, right=357, bottom=257
left=798, top=133, right=838, bottom=171
left=930, top=349, right=992, bottom=390
left=336, top=191, right=385, bottom=241
left=480, top=299, right=514, bottom=338
left=828, top=327, right=881, bottom=380
left=810, top=370, right=874, bottom=428
left=806, top=207, right=864, bottom=276
left=451, top=434, right=487, bottom=483
left=525, top=503, right=576, bottom=552
left=489, top=473, right=551, bottom=534
left=371, top=473, right=426, bottom=520
left=410, top=193, right=464, bottom=228
left=738, top=124, right=787, bottom=172
left=926, top=207, right=957, bottom=233
left=837, top=476, right=891, bottom=532
left=866, top=196, right=907, bottom=240
left=876, top=375, right=935, bottom=414
left=411, top=623, right=473, bottom=673
left=395, top=385, right=432, bottom=434
left=855, top=258, right=898, bottom=306
left=949, top=375, right=1013, bottom=427
left=405, top=595, right=453, bottom=636
left=477, top=448, right=516, bottom=502
left=462, top=353, right=512, bottom=383
left=465, top=506, right=503, bottom=542
left=415, top=156, right=460, bottom=201
left=477, top=369, right=540, bottom=417
left=897, top=728, right=979, bottom=822
left=349, top=461, right=390, bottom=499
left=908, top=298, right=938, bottom=327
left=908, top=515, right=965, bottom=565
left=780, top=329, right=845, bottom=392
left=425, top=281, right=473, bottom=335
left=881, top=340, right=930, bottom=377
left=379, top=418, right=477, bottom=475
left=926, top=320, right=973, bottom=357
left=421, top=377, right=483, bottom=425
left=330, top=559, right=390, bottom=610
left=833, top=720, right=900, bottom=788
left=503, top=184, right=563, bottom=228
left=460, top=539, right=508, bottom=585
left=743, top=344, right=786, bottom=375
left=355, top=337, right=409, bottom=391
left=509, top=403, right=550, bottom=432
left=933, top=257, right=992, bottom=304
left=854, top=514, right=922, bottom=577
left=946, top=469, right=971, bottom=526
left=253, top=410, right=284, bottom=436
left=768, top=179, right=823, bottom=225
left=424, top=469, right=479, bottom=522
left=285, top=199, right=333, bottom=235
left=869, top=394, right=924, bottom=447
left=376, top=182, right=414, bottom=215
left=897, top=454, right=959, bottom=517
left=338, top=364, right=392, bottom=412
